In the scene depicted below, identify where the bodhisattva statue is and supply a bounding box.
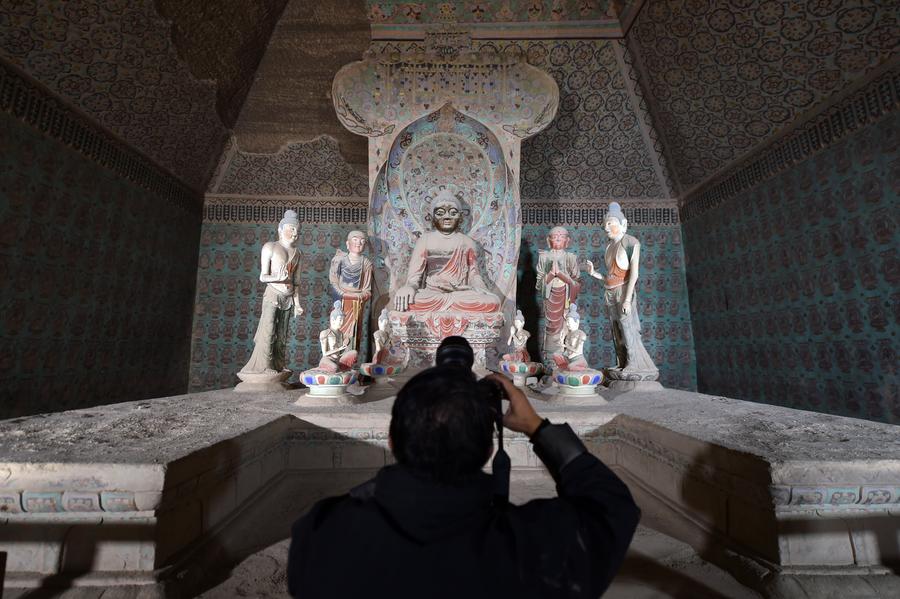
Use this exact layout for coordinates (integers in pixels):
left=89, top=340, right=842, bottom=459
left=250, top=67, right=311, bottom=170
left=317, top=301, right=359, bottom=372
left=394, top=189, right=501, bottom=313
left=236, top=210, right=303, bottom=390
left=503, top=309, right=531, bottom=362
left=536, top=226, right=581, bottom=358
left=551, top=303, right=588, bottom=371
left=329, top=230, right=373, bottom=352
left=373, top=308, right=403, bottom=365
left=585, top=202, right=659, bottom=382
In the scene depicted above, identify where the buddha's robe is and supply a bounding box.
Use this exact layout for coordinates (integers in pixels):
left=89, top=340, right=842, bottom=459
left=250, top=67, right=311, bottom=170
left=404, top=231, right=500, bottom=313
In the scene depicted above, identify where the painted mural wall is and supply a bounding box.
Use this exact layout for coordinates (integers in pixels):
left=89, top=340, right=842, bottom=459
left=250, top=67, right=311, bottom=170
left=0, top=67, right=201, bottom=418
left=682, top=110, right=899, bottom=424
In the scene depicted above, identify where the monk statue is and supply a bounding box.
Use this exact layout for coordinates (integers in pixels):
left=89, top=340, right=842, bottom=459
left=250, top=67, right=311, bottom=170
left=329, top=230, right=373, bottom=352
left=394, top=188, right=501, bottom=313
left=551, top=303, right=588, bottom=371
left=585, top=202, right=659, bottom=381
left=317, top=301, right=358, bottom=373
left=536, top=226, right=581, bottom=357
left=237, top=210, right=304, bottom=385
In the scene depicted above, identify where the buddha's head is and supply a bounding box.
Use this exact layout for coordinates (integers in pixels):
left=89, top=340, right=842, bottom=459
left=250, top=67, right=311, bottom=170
left=346, top=230, right=366, bottom=255
left=431, top=189, right=462, bottom=234
left=278, top=210, right=300, bottom=246
left=547, top=226, right=570, bottom=250
left=604, top=202, right=627, bottom=241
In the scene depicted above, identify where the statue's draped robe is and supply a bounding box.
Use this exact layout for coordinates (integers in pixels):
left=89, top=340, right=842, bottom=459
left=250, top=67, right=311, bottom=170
left=404, top=231, right=500, bottom=313
left=604, top=234, right=657, bottom=374
left=329, top=252, right=373, bottom=352
left=240, top=249, right=301, bottom=374
left=536, top=250, right=581, bottom=351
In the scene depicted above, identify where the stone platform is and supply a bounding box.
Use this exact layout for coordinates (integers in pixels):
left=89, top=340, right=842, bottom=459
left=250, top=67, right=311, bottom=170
left=1, top=384, right=899, bottom=598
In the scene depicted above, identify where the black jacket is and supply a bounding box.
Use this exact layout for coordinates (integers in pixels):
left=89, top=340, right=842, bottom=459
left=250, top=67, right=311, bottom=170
left=287, top=423, right=640, bottom=598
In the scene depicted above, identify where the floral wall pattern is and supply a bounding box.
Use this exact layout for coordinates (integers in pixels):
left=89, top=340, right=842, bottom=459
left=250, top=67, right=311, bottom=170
left=0, top=0, right=229, bottom=190
left=682, top=111, right=899, bottom=424
left=630, top=0, right=898, bottom=189
left=489, top=39, right=671, bottom=200
left=0, top=109, right=201, bottom=419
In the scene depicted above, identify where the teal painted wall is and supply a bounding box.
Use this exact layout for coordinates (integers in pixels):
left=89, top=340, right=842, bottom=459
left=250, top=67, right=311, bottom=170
left=0, top=109, right=201, bottom=418
left=683, top=112, right=900, bottom=423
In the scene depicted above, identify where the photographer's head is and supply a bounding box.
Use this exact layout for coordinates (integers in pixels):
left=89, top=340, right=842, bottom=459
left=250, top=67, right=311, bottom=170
left=390, top=365, right=494, bottom=483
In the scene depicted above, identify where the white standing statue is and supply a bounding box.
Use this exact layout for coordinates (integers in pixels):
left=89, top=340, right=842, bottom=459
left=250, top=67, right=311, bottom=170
left=235, top=210, right=303, bottom=392
left=585, top=201, right=660, bottom=390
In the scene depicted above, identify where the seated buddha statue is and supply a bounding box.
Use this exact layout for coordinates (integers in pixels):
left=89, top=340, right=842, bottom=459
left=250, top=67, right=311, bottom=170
left=394, top=189, right=501, bottom=314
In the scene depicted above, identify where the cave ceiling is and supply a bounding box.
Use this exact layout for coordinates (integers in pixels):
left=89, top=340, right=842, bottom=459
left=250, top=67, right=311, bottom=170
left=629, top=0, right=898, bottom=192
left=230, top=0, right=371, bottom=168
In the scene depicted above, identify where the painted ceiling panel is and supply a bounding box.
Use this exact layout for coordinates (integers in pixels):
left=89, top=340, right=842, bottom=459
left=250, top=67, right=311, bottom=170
left=0, top=0, right=229, bottom=191
left=154, top=0, right=290, bottom=129
left=629, top=0, right=898, bottom=190
left=513, top=39, right=669, bottom=200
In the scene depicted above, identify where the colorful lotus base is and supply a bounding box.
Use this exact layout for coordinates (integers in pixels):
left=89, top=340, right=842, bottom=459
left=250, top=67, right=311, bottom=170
left=300, top=368, right=358, bottom=397
left=554, top=369, right=604, bottom=396
left=359, top=362, right=403, bottom=378
left=500, top=360, right=542, bottom=387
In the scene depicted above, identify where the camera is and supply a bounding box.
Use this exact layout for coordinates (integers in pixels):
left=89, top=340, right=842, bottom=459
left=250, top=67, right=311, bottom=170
left=435, top=336, right=506, bottom=419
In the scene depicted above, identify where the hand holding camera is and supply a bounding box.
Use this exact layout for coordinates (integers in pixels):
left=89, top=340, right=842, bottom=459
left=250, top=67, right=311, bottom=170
left=483, top=374, right=543, bottom=437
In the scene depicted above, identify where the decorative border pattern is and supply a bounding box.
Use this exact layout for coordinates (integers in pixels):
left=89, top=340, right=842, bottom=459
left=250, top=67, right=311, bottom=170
left=0, top=58, right=202, bottom=215
left=681, top=67, right=900, bottom=222
left=203, top=196, right=680, bottom=227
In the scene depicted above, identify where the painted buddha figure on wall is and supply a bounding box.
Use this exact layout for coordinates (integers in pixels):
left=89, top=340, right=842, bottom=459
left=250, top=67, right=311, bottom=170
left=394, top=189, right=501, bottom=314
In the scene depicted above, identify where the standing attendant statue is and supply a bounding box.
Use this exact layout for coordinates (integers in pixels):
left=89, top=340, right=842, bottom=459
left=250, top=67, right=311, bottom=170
left=585, top=202, right=660, bottom=389
left=536, top=226, right=581, bottom=361
left=236, top=210, right=304, bottom=391
left=329, top=230, right=373, bottom=352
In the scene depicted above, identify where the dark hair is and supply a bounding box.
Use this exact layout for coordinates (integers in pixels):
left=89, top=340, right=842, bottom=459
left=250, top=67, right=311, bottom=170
left=390, top=366, right=494, bottom=483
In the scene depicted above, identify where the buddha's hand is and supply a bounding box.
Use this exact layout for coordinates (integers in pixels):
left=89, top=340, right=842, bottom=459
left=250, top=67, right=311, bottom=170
left=394, top=286, right=415, bottom=311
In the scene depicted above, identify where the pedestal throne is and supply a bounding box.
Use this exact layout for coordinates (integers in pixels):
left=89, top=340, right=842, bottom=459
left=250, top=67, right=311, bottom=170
left=333, top=27, right=558, bottom=367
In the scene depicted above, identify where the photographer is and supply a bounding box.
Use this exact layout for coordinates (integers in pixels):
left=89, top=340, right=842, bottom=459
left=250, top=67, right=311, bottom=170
left=287, top=337, right=640, bottom=598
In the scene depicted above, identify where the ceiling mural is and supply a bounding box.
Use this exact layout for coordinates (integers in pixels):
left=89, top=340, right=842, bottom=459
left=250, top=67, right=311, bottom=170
left=213, top=136, right=369, bottom=197
left=232, top=0, right=371, bottom=167
left=0, top=0, right=228, bottom=190
left=366, top=1, right=633, bottom=23
left=511, top=39, right=669, bottom=200
left=629, top=0, right=899, bottom=190
left=154, top=0, right=290, bottom=129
